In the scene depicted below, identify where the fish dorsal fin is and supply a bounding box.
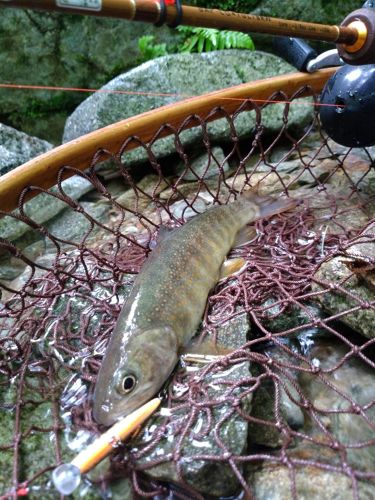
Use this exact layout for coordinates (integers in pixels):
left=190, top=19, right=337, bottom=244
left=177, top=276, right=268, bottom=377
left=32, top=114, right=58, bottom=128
left=156, top=225, right=176, bottom=243
left=233, top=225, right=257, bottom=247
left=149, top=225, right=176, bottom=249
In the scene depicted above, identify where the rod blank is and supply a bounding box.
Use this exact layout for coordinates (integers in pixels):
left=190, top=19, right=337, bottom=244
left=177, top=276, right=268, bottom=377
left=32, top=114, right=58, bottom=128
left=0, top=0, right=358, bottom=45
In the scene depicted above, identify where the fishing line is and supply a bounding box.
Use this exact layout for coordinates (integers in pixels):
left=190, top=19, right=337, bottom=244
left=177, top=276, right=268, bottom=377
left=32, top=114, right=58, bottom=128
left=0, top=82, right=345, bottom=108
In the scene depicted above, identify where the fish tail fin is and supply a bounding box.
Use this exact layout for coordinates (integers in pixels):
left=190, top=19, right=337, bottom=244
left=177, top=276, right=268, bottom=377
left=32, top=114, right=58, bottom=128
left=240, top=189, right=299, bottom=219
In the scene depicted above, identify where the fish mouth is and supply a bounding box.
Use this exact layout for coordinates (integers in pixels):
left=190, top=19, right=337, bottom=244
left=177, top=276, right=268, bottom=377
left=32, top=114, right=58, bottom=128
left=92, top=389, right=152, bottom=426
left=93, top=401, right=132, bottom=427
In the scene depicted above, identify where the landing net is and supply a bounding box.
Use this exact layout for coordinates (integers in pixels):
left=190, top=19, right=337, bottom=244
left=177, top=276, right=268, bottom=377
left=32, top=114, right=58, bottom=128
left=0, top=89, right=374, bottom=499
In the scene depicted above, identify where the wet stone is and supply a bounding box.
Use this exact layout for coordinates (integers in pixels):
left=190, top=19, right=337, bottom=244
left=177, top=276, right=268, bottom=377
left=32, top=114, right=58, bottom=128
left=248, top=346, right=305, bottom=449
left=299, top=340, right=375, bottom=472
left=245, top=336, right=375, bottom=499
left=169, top=197, right=207, bottom=220
left=132, top=313, right=252, bottom=497
left=260, top=298, right=326, bottom=337
left=111, top=174, right=169, bottom=211
left=0, top=262, right=25, bottom=280
left=49, top=271, right=133, bottom=347
left=216, top=311, right=251, bottom=350
left=312, top=225, right=375, bottom=340
left=44, top=201, right=110, bottom=251
left=158, top=179, right=217, bottom=202
left=0, top=240, right=47, bottom=282
left=246, top=465, right=375, bottom=500
left=174, top=147, right=231, bottom=181
left=0, top=123, right=52, bottom=176
left=0, top=176, right=94, bottom=242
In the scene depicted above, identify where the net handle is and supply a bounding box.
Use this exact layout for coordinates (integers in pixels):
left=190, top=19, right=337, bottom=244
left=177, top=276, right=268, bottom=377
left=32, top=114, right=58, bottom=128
left=0, top=68, right=335, bottom=214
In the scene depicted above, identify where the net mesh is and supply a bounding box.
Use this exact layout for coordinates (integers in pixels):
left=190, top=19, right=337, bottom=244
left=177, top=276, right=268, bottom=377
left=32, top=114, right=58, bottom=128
left=0, top=88, right=374, bottom=500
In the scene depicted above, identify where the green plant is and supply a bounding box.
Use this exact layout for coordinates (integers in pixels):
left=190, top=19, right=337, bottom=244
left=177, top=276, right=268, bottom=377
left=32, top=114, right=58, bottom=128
left=176, top=26, right=255, bottom=53
left=138, top=35, right=169, bottom=61
left=186, top=0, right=261, bottom=12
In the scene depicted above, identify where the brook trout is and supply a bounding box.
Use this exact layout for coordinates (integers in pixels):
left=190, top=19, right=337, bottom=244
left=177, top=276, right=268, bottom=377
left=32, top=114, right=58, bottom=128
left=93, top=193, right=296, bottom=425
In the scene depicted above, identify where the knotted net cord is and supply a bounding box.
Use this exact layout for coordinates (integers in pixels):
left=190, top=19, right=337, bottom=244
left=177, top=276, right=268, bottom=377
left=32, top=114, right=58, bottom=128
left=0, top=88, right=374, bottom=499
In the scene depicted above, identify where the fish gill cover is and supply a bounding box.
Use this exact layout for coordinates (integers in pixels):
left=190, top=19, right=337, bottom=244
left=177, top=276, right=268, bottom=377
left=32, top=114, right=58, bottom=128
left=0, top=90, right=374, bottom=499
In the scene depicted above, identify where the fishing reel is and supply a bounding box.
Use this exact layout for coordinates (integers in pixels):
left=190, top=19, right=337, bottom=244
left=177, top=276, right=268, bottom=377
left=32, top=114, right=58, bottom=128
left=274, top=1, right=375, bottom=148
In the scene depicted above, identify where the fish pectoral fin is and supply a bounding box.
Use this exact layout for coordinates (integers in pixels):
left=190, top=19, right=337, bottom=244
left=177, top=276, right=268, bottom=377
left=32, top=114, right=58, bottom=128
left=233, top=225, right=257, bottom=247
left=219, top=257, right=247, bottom=280
left=181, top=353, right=224, bottom=364
left=180, top=335, right=233, bottom=360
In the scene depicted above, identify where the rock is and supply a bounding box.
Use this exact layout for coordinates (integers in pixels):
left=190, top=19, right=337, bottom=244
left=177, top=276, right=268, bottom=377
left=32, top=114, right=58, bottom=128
left=132, top=312, right=252, bottom=498
left=112, top=174, right=169, bottom=211
left=0, top=145, right=19, bottom=174
left=0, top=253, right=57, bottom=304
left=0, top=123, right=52, bottom=175
left=48, top=270, right=133, bottom=361
left=216, top=311, right=251, bottom=350
left=0, top=361, right=131, bottom=499
left=44, top=201, right=110, bottom=251
left=0, top=240, right=46, bottom=283
left=312, top=223, right=375, bottom=340
left=0, top=262, right=25, bottom=281
left=169, top=197, right=207, bottom=220
left=299, top=340, right=375, bottom=472
left=261, top=298, right=326, bottom=337
left=259, top=297, right=329, bottom=355
left=246, top=464, right=374, bottom=500
left=63, top=51, right=312, bottom=167
left=252, top=0, right=360, bottom=26
left=174, top=146, right=232, bottom=181
left=0, top=9, right=177, bottom=143
left=244, top=335, right=375, bottom=498
left=248, top=345, right=305, bottom=449
left=0, top=175, right=94, bottom=242
left=159, top=179, right=217, bottom=202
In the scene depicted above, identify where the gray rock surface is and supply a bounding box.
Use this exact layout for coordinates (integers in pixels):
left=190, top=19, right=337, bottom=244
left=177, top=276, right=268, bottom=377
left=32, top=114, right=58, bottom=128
left=261, top=298, right=326, bottom=336
left=0, top=123, right=52, bottom=175
left=312, top=223, right=375, bottom=340
left=174, top=146, right=232, bottom=181
left=0, top=175, right=94, bottom=242
left=246, top=335, right=375, bottom=498
left=44, top=201, right=109, bottom=251
left=300, top=340, right=375, bottom=473
left=63, top=51, right=312, bottom=167
left=248, top=346, right=305, bottom=449
left=247, top=465, right=374, bottom=500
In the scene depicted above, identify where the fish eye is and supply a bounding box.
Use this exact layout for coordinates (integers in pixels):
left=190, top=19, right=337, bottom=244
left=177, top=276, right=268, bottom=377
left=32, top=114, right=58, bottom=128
left=117, top=374, right=137, bottom=395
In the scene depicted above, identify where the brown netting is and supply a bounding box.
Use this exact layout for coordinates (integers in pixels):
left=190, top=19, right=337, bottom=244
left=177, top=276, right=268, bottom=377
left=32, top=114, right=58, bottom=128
left=0, top=88, right=374, bottom=500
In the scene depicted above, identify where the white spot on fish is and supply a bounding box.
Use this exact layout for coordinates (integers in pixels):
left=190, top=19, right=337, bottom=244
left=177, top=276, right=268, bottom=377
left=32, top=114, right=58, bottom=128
left=101, top=403, right=111, bottom=414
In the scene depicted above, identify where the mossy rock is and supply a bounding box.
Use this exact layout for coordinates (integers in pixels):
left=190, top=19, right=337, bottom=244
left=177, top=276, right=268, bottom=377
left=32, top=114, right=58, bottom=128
left=0, top=9, right=177, bottom=143
left=63, top=51, right=312, bottom=168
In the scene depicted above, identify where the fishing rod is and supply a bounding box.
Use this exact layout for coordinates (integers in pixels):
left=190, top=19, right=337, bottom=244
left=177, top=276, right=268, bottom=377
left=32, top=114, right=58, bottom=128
left=0, top=0, right=374, bottom=65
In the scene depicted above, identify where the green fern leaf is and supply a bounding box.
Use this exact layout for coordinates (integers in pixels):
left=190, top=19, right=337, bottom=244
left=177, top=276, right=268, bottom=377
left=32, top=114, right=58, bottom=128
left=218, top=35, right=225, bottom=50
left=197, top=34, right=205, bottom=53
left=183, top=34, right=199, bottom=53
left=176, top=26, right=254, bottom=53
